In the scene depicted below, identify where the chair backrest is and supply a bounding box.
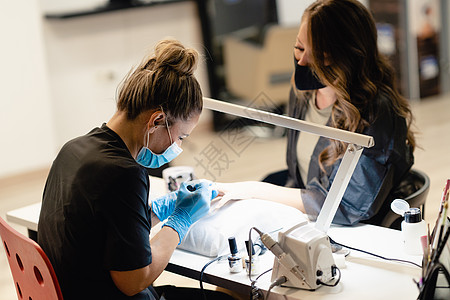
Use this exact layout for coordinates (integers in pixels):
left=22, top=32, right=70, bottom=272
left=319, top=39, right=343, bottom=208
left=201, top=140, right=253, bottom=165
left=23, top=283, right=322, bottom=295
left=367, top=169, right=430, bottom=229
left=0, top=216, right=63, bottom=300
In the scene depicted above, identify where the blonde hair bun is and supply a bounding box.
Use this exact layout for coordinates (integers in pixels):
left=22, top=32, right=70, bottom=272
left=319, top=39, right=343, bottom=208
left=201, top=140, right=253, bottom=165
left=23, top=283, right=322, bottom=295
left=118, top=39, right=203, bottom=121
left=153, top=39, right=198, bottom=76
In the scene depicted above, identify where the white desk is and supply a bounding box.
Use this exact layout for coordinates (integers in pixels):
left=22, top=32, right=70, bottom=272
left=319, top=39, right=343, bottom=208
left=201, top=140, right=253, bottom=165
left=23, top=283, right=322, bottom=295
left=6, top=178, right=423, bottom=299
left=165, top=224, right=422, bottom=299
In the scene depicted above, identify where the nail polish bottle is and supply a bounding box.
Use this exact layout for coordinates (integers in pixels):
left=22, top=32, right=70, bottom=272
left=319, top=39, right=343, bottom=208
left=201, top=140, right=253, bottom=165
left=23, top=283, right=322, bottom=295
left=228, top=237, right=242, bottom=273
left=245, top=240, right=260, bottom=275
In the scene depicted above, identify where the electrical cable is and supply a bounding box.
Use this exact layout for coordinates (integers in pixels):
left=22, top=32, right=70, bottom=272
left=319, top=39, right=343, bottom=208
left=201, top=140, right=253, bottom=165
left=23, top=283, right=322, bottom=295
left=329, top=237, right=422, bottom=268
left=249, top=267, right=274, bottom=300
left=249, top=226, right=295, bottom=300
left=317, top=265, right=341, bottom=287
left=255, top=268, right=272, bottom=282
left=248, top=228, right=257, bottom=283
left=200, top=227, right=276, bottom=300
left=199, top=255, right=226, bottom=300
left=249, top=226, right=308, bottom=299
left=248, top=227, right=262, bottom=299
left=265, top=276, right=287, bottom=300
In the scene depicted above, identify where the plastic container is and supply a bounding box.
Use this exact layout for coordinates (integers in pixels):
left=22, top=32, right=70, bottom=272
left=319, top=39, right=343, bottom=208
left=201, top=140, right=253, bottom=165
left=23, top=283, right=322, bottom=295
left=401, top=208, right=427, bottom=255
left=391, top=199, right=427, bottom=255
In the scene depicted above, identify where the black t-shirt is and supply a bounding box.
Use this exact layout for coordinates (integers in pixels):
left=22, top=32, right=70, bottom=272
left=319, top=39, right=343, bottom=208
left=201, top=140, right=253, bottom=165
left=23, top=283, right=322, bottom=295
left=38, top=124, right=156, bottom=300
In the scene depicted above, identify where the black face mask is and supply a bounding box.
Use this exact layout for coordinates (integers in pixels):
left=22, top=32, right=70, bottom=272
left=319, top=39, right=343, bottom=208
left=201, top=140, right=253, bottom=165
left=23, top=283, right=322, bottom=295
left=294, top=57, right=326, bottom=90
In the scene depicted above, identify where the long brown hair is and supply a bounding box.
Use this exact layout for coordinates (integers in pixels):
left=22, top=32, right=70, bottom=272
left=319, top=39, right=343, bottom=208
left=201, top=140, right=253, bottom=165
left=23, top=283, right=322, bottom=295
left=117, top=39, right=203, bottom=124
left=302, top=0, right=415, bottom=169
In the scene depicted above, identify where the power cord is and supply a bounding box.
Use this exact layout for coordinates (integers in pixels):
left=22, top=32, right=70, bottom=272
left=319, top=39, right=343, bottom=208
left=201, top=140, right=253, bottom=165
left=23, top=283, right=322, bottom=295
left=248, top=227, right=264, bottom=299
left=265, top=275, right=287, bottom=300
left=199, top=228, right=274, bottom=300
left=329, top=237, right=422, bottom=268
left=251, top=268, right=273, bottom=300
left=199, top=255, right=226, bottom=300
left=317, top=265, right=341, bottom=287
left=248, top=227, right=293, bottom=300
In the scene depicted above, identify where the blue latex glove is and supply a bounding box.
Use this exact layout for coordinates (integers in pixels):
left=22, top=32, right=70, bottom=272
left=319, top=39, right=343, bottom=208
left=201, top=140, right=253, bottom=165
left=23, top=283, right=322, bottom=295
left=151, top=191, right=178, bottom=222
left=164, top=180, right=218, bottom=243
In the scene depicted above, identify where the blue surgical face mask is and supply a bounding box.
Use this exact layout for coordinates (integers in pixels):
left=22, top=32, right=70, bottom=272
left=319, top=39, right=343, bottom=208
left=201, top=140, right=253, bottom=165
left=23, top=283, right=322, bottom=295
left=136, top=116, right=183, bottom=168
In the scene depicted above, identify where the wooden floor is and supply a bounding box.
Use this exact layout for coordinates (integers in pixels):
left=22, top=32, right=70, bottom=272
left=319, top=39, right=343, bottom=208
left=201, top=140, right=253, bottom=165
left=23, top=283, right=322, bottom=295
left=0, top=93, right=449, bottom=299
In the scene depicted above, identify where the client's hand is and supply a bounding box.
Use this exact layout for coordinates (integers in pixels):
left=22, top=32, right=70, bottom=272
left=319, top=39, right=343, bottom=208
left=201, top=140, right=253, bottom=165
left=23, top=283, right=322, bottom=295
left=214, top=181, right=260, bottom=210
left=214, top=181, right=303, bottom=213
left=164, top=180, right=218, bottom=243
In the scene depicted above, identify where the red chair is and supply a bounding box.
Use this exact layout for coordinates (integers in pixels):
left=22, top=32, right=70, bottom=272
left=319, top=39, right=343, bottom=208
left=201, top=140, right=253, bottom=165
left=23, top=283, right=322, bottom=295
left=0, top=216, right=63, bottom=300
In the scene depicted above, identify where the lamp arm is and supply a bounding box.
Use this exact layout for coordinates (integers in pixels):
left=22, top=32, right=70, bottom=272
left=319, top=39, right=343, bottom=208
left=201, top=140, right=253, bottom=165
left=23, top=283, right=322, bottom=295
left=203, top=97, right=374, bottom=148
left=314, top=144, right=364, bottom=233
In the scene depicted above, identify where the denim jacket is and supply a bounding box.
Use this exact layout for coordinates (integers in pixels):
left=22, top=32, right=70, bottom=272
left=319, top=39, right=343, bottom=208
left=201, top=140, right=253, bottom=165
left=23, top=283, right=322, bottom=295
left=286, top=88, right=414, bottom=225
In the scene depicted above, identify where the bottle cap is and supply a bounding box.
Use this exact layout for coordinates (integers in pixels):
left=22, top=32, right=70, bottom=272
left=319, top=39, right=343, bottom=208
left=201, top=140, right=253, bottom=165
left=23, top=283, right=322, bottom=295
left=245, top=240, right=255, bottom=256
left=228, top=237, right=238, bottom=255
left=404, top=208, right=422, bottom=223
left=391, top=199, right=410, bottom=216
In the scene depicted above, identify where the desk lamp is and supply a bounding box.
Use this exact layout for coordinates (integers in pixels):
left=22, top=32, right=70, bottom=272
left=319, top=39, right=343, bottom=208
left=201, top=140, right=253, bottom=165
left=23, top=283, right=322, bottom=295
left=203, top=97, right=374, bottom=290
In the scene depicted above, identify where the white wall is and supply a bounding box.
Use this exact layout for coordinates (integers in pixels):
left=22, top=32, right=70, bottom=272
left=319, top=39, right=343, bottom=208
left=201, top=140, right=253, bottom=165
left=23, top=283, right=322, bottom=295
left=276, top=0, right=314, bottom=27
left=0, top=1, right=56, bottom=178
left=42, top=1, right=210, bottom=148
left=276, top=0, right=369, bottom=27
left=0, top=1, right=209, bottom=179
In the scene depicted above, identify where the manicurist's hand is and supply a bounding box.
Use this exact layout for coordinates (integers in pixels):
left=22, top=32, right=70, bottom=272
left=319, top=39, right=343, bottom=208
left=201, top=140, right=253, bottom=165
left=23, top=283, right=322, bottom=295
left=163, top=180, right=218, bottom=242
left=151, top=191, right=177, bottom=222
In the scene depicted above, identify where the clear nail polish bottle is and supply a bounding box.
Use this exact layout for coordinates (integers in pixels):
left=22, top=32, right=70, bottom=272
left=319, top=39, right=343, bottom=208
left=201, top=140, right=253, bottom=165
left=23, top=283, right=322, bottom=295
left=228, top=237, right=242, bottom=273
